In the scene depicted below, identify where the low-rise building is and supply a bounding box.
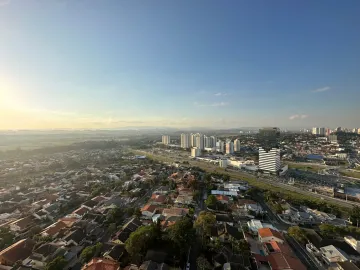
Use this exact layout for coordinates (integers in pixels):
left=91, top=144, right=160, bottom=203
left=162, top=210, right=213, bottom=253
left=320, top=245, right=348, bottom=265
left=258, top=228, right=284, bottom=244
left=344, top=236, right=360, bottom=252
left=0, top=238, right=35, bottom=266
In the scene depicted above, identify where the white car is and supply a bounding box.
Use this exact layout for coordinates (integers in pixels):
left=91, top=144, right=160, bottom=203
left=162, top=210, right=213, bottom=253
left=186, top=263, right=190, bottom=270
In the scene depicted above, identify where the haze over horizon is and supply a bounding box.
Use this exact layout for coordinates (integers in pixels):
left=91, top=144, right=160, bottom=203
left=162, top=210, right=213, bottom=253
left=1, top=0, right=359, bottom=130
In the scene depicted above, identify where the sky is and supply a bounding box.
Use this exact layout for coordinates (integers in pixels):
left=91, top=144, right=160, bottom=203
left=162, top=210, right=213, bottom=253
left=0, top=0, right=360, bottom=130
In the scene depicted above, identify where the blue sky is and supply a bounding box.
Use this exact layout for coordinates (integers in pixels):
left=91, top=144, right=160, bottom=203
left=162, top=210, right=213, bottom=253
left=0, top=0, right=359, bottom=129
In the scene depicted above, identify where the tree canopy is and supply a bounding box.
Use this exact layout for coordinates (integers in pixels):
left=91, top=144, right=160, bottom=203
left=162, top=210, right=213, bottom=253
left=80, top=243, right=103, bottom=264
left=205, top=195, right=217, bottom=207
left=45, top=256, right=67, bottom=270
left=194, top=211, right=216, bottom=238
left=167, top=217, right=195, bottom=254
left=288, top=226, right=307, bottom=243
left=125, top=225, right=160, bottom=256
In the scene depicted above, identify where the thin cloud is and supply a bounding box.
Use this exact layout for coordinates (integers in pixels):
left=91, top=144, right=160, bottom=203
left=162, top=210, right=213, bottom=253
left=0, top=0, right=11, bottom=7
left=289, top=114, right=309, bottom=120
left=194, top=101, right=229, bottom=107
left=214, top=92, right=229, bottom=96
left=312, top=86, right=330, bottom=93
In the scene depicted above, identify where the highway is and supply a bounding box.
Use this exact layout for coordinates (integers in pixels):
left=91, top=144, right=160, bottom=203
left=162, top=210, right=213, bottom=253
left=135, top=149, right=360, bottom=209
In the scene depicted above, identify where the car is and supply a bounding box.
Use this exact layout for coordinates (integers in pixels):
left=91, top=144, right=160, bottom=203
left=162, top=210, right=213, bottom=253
left=186, top=263, right=190, bottom=270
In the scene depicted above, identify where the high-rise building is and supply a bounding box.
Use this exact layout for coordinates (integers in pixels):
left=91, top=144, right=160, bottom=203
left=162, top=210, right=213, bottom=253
left=234, top=139, right=241, bottom=152
left=190, top=133, right=197, bottom=147
left=336, top=127, right=342, bottom=132
left=180, top=133, right=190, bottom=149
left=329, top=134, right=338, bottom=142
left=259, top=127, right=280, bottom=148
left=191, top=147, right=201, bottom=157
left=259, top=147, right=281, bottom=173
left=219, top=159, right=227, bottom=168
left=162, top=135, right=170, bottom=145
left=312, top=127, right=325, bottom=136
left=216, top=140, right=225, bottom=153
left=226, top=141, right=234, bottom=154
left=204, top=136, right=212, bottom=148
left=195, top=133, right=204, bottom=150
left=210, top=136, right=217, bottom=148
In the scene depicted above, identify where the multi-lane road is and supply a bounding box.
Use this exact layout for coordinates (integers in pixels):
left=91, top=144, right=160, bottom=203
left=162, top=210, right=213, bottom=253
left=135, top=149, right=360, bottom=209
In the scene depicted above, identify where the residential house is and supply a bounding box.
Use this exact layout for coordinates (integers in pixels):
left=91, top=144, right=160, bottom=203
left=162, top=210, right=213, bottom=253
left=63, top=228, right=86, bottom=246
left=91, top=196, right=108, bottom=203
left=258, top=228, right=284, bottom=244
left=216, top=195, right=230, bottom=204
left=41, top=221, right=68, bottom=238
left=162, top=208, right=189, bottom=219
left=81, top=200, right=98, bottom=210
left=22, top=243, right=64, bottom=269
left=335, top=261, right=360, bottom=270
left=247, top=219, right=277, bottom=235
left=215, top=214, right=234, bottom=226
left=103, top=244, right=126, bottom=262
left=266, top=252, right=307, bottom=270
left=9, top=216, right=36, bottom=233
left=150, top=194, right=168, bottom=205
left=141, top=204, right=158, bottom=219
left=70, top=206, right=90, bottom=219
left=344, top=236, right=360, bottom=252
left=114, top=218, right=142, bottom=244
left=174, top=195, right=193, bottom=205
left=0, top=239, right=35, bottom=266
left=139, top=260, right=169, bottom=270
left=82, top=258, right=120, bottom=270
left=320, top=245, right=348, bottom=265
left=212, top=223, right=243, bottom=243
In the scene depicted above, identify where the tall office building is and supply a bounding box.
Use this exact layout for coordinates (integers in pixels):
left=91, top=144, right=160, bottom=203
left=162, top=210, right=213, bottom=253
left=210, top=136, right=217, bottom=148
left=259, top=127, right=280, bottom=149
left=234, top=139, right=241, bottom=152
left=180, top=133, right=190, bottom=149
left=225, top=141, right=234, bottom=154
left=195, top=133, right=204, bottom=150
left=162, top=135, right=170, bottom=145
left=259, top=147, right=281, bottom=173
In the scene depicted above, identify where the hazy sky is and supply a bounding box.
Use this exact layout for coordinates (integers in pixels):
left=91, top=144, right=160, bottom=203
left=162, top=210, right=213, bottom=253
left=1, top=0, right=360, bottom=130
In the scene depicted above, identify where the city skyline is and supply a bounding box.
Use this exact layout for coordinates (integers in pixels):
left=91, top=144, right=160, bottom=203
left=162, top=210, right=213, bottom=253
left=1, top=0, right=360, bottom=130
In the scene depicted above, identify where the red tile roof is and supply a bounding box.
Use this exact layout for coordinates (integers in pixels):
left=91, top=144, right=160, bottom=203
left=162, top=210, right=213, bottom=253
left=10, top=216, right=35, bottom=231
left=150, top=194, right=167, bottom=203
left=73, top=206, right=89, bottom=216
left=267, top=253, right=306, bottom=270
left=41, top=221, right=67, bottom=236
left=82, top=258, right=120, bottom=270
left=0, top=238, right=35, bottom=266
left=258, top=228, right=284, bottom=241
left=266, top=241, right=294, bottom=256
left=216, top=195, right=229, bottom=202
left=141, top=204, right=158, bottom=213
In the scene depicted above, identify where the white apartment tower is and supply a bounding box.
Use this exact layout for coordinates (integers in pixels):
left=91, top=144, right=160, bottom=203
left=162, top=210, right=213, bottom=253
left=162, top=135, right=170, bottom=145
left=312, top=127, right=325, bottom=136
left=180, top=133, right=190, bottom=149
left=216, top=140, right=225, bottom=153
left=190, top=133, right=197, bottom=147
left=226, top=141, right=234, bottom=154
left=195, top=133, right=204, bottom=150
left=234, top=139, right=241, bottom=152
left=259, top=147, right=281, bottom=173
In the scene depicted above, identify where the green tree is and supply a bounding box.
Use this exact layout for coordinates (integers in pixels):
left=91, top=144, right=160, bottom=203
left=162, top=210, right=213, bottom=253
left=350, top=206, right=360, bottom=227
left=133, top=208, right=142, bottom=218
left=106, top=207, right=124, bottom=225
left=167, top=217, right=195, bottom=254
left=80, top=243, right=103, bottom=264
left=196, top=256, right=212, bottom=270
left=45, top=256, right=67, bottom=270
left=125, top=225, right=159, bottom=257
left=108, top=223, right=117, bottom=233
left=194, top=211, right=216, bottom=242
left=232, top=239, right=250, bottom=254
left=319, top=224, right=337, bottom=239
left=0, top=228, right=15, bottom=249
left=205, top=195, right=217, bottom=208
left=288, top=226, right=307, bottom=243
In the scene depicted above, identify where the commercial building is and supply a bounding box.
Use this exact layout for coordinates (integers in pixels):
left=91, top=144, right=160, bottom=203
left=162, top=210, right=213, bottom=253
left=329, top=134, right=338, bottom=142
left=191, top=147, right=202, bottom=157
left=259, top=147, right=280, bottom=173
left=234, top=139, right=241, bottom=152
left=259, top=127, right=280, bottom=148
left=162, top=135, right=170, bottom=145
left=225, top=141, right=234, bottom=154
left=219, top=159, right=227, bottom=168
left=180, top=133, right=190, bottom=149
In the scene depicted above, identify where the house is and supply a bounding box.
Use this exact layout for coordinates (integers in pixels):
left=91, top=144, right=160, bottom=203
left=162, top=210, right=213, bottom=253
left=91, top=196, right=108, bottom=203
left=82, top=258, right=120, bottom=270
left=336, top=261, right=360, bottom=270
left=216, top=195, right=230, bottom=204
left=247, top=219, right=277, bottom=235
left=139, top=260, right=169, bottom=270
left=22, top=243, right=64, bottom=269
left=141, top=204, right=158, bottom=218
left=63, top=229, right=86, bottom=246
left=162, top=207, right=189, bottom=218
left=150, top=194, right=168, bottom=205
left=82, top=200, right=98, bottom=210
left=41, top=220, right=68, bottom=237
left=174, top=195, right=193, bottom=205
left=103, top=244, right=126, bottom=261
left=266, top=252, right=307, bottom=270
left=9, top=216, right=36, bottom=233
left=258, top=228, right=284, bottom=244
left=263, top=241, right=294, bottom=256
left=114, top=218, right=142, bottom=244
left=215, top=214, right=234, bottom=226
left=344, top=236, right=360, bottom=252
left=71, top=206, right=90, bottom=218
left=0, top=239, right=35, bottom=266
left=244, top=203, right=264, bottom=214
left=212, top=223, right=243, bottom=242
left=320, top=245, right=348, bottom=265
